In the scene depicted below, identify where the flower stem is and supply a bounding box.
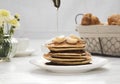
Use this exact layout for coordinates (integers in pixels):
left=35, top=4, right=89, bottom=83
left=7, top=23, right=9, bottom=35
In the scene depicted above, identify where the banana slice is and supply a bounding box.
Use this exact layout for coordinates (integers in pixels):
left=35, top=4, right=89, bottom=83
left=69, top=34, right=84, bottom=42
left=66, top=37, right=78, bottom=44
left=69, top=34, right=80, bottom=40
left=52, top=35, right=66, bottom=43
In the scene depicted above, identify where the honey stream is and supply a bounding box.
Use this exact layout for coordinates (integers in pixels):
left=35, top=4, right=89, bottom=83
left=56, top=9, right=59, bottom=33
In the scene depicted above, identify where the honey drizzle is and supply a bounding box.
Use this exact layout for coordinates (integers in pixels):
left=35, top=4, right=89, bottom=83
left=56, top=9, right=59, bottom=33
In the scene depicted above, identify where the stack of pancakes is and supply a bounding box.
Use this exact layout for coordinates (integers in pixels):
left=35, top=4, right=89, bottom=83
left=44, top=34, right=92, bottom=65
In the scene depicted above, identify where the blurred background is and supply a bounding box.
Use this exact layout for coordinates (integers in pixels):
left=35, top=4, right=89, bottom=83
left=0, top=0, right=120, bottom=39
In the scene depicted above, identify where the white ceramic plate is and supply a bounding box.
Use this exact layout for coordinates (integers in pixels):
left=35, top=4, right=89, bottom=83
left=29, top=56, right=108, bottom=73
left=15, top=49, right=35, bottom=57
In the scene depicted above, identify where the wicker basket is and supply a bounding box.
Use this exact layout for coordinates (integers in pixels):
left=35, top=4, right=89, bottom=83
left=76, top=25, right=120, bottom=56
left=75, top=14, right=120, bottom=56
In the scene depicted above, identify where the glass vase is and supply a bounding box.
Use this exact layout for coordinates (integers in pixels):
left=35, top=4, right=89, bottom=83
left=0, top=35, right=12, bottom=62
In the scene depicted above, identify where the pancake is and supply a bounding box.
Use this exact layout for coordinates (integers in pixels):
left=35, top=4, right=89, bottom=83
left=48, top=47, right=85, bottom=51
left=50, top=50, right=85, bottom=53
left=51, top=59, right=91, bottom=65
left=44, top=54, right=88, bottom=62
left=46, top=41, right=86, bottom=48
left=49, top=52, right=86, bottom=56
left=51, top=55, right=91, bottom=59
left=50, top=52, right=91, bottom=59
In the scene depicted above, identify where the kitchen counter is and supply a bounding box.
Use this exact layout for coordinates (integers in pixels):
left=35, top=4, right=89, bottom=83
left=0, top=39, right=120, bottom=84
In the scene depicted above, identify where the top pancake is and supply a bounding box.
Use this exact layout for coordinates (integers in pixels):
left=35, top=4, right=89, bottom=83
left=46, top=41, right=86, bottom=48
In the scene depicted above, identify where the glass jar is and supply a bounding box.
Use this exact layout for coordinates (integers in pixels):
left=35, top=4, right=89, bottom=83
left=0, top=35, right=12, bottom=62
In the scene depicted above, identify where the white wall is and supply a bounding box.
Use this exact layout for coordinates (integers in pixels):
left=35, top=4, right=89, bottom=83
left=0, top=0, right=120, bottom=39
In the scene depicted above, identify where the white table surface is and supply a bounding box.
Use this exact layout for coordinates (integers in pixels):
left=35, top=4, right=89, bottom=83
left=0, top=39, right=120, bottom=84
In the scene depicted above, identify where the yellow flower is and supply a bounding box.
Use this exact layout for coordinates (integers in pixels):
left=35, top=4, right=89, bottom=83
left=0, top=9, right=10, bottom=16
left=9, top=18, right=20, bottom=27
left=0, top=9, right=12, bottom=22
